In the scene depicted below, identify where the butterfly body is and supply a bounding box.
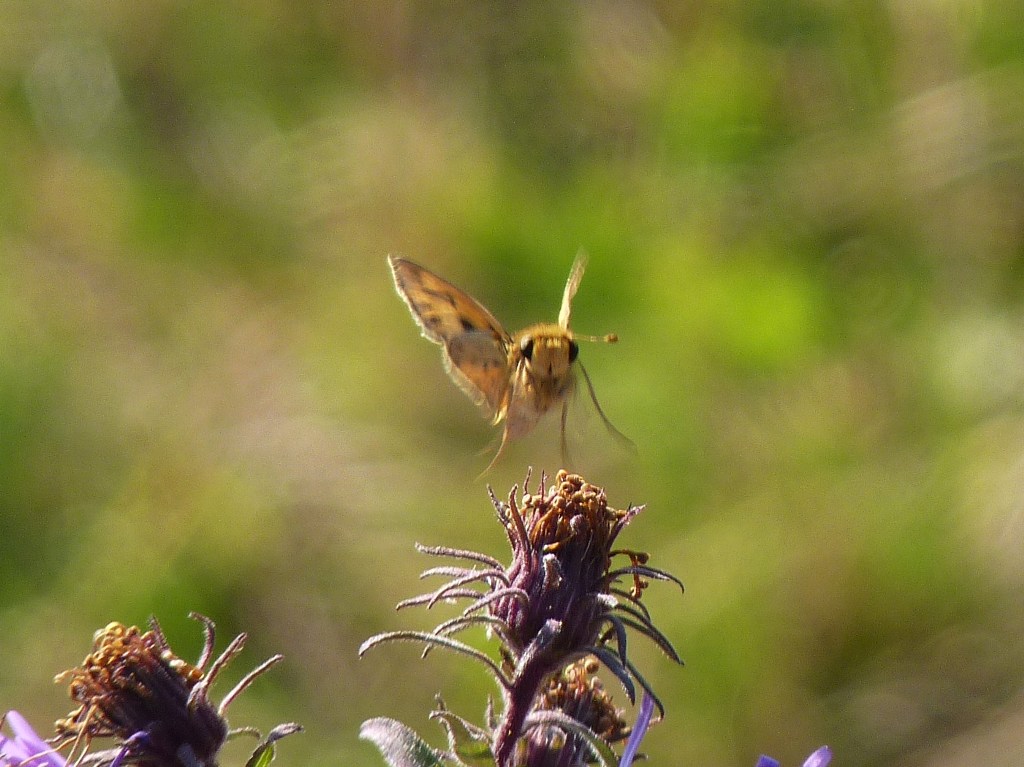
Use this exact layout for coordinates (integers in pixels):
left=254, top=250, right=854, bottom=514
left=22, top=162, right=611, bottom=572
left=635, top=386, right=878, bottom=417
left=506, top=324, right=577, bottom=432
left=388, top=255, right=628, bottom=470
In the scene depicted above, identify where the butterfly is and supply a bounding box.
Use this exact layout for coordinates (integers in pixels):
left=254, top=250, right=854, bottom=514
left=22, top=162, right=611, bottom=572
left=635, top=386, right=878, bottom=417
left=388, top=254, right=632, bottom=471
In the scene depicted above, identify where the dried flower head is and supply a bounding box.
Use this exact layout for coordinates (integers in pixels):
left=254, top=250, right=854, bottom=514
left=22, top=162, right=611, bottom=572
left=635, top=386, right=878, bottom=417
left=52, top=614, right=300, bottom=767
left=535, top=658, right=628, bottom=745
left=521, top=657, right=629, bottom=767
left=360, top=470, right=683, bottom=767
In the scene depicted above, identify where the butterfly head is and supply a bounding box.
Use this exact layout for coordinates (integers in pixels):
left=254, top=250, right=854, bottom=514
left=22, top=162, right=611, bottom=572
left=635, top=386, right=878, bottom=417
left=515, top=324, right=579, bottom=385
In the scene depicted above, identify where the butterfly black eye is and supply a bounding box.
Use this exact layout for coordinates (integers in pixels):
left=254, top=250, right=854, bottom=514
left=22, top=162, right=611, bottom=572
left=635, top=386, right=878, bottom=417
left=568, top=340, right=579, bottom=362
left=520, top=336, right=534, bottom=360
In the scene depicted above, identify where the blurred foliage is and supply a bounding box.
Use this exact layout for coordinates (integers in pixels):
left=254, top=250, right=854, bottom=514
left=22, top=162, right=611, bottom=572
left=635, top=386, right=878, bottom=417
left=1, top=1, right=1024, bottom=766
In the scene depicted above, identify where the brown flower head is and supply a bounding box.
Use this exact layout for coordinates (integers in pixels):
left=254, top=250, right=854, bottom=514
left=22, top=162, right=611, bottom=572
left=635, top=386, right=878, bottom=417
left=53, top=615, right=300, bottom=767
left=520, top=657, right=629, bottom=767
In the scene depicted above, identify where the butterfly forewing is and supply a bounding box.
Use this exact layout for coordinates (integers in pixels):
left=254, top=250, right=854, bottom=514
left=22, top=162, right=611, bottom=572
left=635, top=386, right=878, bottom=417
left=389, top=257, right=509, bottom=346
left=558, top=253, right=587, bottom=329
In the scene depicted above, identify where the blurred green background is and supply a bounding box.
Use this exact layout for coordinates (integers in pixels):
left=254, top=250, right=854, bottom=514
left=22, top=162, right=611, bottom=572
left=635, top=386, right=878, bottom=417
left=2, top=1, right=1024, bottom=765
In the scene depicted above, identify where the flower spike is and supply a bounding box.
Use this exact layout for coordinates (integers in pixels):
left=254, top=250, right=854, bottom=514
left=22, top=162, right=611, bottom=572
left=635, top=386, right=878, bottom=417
left=361, top=470, right=683, bottom=767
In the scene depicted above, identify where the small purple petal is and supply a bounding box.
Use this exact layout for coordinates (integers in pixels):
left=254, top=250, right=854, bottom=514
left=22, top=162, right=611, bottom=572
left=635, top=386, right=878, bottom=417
left=755, top=746, right=831, bottom=767
left=6, top=711, right=44, bottom=753
left=1, top=712, right=67, bottom=767
left=619, top=693, right=655, bottom=767
left=109, top=732, right=152, bottom=767
left=803, top=746, right=832, bottom=767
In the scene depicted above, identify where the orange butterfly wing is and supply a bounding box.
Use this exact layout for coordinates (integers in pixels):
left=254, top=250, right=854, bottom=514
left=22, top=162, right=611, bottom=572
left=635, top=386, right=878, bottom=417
left=389, top=257, right=511, bottom=418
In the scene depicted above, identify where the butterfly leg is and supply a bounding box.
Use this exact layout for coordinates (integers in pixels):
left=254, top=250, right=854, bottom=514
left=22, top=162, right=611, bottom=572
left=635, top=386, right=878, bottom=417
left=579, top=362, right=636, bottom=452
left=480, top=422, right=513, bottom=476
left=559, top=399, right=574, bottom=468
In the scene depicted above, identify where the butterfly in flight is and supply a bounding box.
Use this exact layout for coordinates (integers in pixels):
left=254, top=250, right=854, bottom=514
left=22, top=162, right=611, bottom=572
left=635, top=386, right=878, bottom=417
left=388, top=254, right=631, bottom=471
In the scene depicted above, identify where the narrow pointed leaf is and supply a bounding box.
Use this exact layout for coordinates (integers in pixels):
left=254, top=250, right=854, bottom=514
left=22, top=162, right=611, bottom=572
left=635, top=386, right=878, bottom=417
left=430, top=710, right=493, bottom=766
left=243, top=723, right=303, bottom=767
left=359, top=718, right=447, bottom=767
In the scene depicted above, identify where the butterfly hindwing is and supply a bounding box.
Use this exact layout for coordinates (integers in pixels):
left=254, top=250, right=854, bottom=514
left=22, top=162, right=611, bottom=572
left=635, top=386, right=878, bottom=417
left=444, top=331, right=510, bottom=416
left=390, top=257, right=512, bottom=418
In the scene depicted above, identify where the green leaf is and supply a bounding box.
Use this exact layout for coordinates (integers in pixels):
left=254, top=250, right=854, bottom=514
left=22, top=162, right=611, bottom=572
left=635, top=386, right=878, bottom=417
left=431, top=709, right=493, bottom=766
left=360, top=718, right=448, bottom=767
left=245, top=742, right=276, bottom=767
left=244, top=723, right=303, bottom=767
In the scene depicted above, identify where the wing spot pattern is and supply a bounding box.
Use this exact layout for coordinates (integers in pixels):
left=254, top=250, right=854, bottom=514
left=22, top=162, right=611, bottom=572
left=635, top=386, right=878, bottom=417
left=423, top=287, right=458, bottom=309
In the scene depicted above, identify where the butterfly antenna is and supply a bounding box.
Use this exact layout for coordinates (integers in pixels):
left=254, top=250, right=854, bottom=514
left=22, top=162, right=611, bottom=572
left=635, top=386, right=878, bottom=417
left=578, top=362, right=636, bottom=452
left=575, top=332, right=618, bottom=344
